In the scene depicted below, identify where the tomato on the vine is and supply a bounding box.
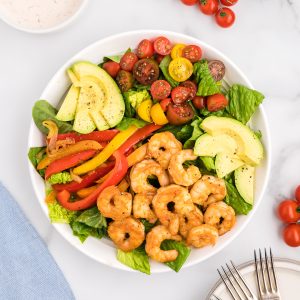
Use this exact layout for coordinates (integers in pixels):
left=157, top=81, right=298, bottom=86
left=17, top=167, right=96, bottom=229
left=220, top=0, right=238, bottom=6
left=277, top=200, right=300, bottom=223
left=295, top=185, right=300, bottom=204
left=180, top=0, right=198, bottom=5
left=283, top=224, right=300, bottom=247
left=198, top=0, right=219, bottom=16
left=215, top=7, right=235, bottom=28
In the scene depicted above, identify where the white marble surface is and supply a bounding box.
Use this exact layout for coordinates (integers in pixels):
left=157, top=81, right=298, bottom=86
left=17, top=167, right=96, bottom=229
left=1, top=0, right=300, bottom=299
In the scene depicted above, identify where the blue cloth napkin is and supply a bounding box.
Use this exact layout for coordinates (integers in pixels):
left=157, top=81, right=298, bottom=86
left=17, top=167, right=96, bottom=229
left=0, top=183, right=75, bottom=300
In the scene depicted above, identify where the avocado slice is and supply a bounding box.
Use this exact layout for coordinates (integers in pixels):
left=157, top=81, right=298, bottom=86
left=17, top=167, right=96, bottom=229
left=235, top=165, right=255, bottom=205
left=201, top=117, right=264, bottom=166
left=194, top=133, right=238, bottom=157
left=215, top=153, right=244, bottom=178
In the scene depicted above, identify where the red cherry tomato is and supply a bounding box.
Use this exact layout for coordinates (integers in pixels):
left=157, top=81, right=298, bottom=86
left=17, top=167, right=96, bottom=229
left=277, top=200, right=300, bottom=223
left=220, top=0, right=238, bottom=6
left=102, top=61, right=120, bottom=78
left=150, top=80, right=172, bottom=100
left=120, top=52, right=138, bottom=72
left=192, top=96, right=206, bottom=109
left=137, top=39, right=154, bottom=59
left=154, top=36, right=172, bottom=56
left=181, top=0, right=198, bottom=5
left=155, top=54, right=165, bottom=64
left=207, top=94, right=228, bottom=111
left=166, top=102, right=195, bottom=125
left=283, top=224, right=300, bottom=247
left=160, top=98, right=172, bottom=112
left=215, top=7, right=235, bottom=28
left=171, top=86, right=190, bottom=104
left=295, top=185, right=300, bottom=204
left=180, top=81, right=197, bottom=99
left=198, top=0, right=219, bottom=15
left=182, top=45, right=202, bottom=63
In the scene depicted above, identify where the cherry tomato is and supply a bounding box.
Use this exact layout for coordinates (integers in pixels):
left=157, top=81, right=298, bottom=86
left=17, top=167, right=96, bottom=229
left=283, top=224, right=300, bottom=247
left=150, top=80, right=172, bottom=100
left=171, top=44, right=186, bottom=60
left=133, top=59, right=160, bottom=86
left=180, top=80, right=197, bottom=99
left=120, top=52, right=138, bottom=72
left=155, top=54, right=165, bottom=64
left=137, top=39, right=154, bottom=59
left=215, top=7, right=235, bottom=28
left=169, top=57, right=193, bottom=82
left=295, top=185, right=300, bottom=204
left=199, top=0, right=219, bottom=15
left=116, top=70, right=133, bottom=92
left=160, top=98, right=172, bottom=112
left=182, top=45, right=202, bottom=63
left=277, top=200, right=300, bottom=223
left=171, top=86, right=190, bottom=104
left=192, top=96, right=206, bottom=109
left=102, top=61, right=120, bottom=78
left=180, top=0, right=198, bottom=5
left=166, top=102, right=195, bottom=125
left=207, top=94, right=228, bottom=111
left=154, top=36, right=172, bottom=56
left=220, top=0, right=238, bottom=6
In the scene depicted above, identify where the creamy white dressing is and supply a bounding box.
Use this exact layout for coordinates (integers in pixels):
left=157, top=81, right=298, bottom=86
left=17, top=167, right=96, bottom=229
left=0, top=0, right=83, bottom=30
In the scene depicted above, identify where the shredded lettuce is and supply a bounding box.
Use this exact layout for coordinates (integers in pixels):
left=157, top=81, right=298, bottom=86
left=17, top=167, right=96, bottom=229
left=116, top=117, right=148, bottom=131
left=47, top=172, right=72, bottom=184
left=226, top=84, right=264, bottom=124
left=47, top=201, right=77, bottom=224
left=159, top=55, right=179, bottom=88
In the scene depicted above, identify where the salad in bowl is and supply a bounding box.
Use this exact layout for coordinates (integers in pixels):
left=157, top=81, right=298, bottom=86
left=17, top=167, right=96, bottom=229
left=28, top=33, right=266, bottom=274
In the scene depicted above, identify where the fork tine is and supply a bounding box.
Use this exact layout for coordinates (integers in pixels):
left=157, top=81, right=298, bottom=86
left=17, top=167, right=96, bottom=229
left=259, top=248, right=268, bottom=293
left=221, top=266, right=243, bottom=299
left=254, top=250, right=264, bottom=296
left=211, top=295, right=222, bottom=300
left=225, top=263, right=248, bottom=299
left=217, top=268, right=239, bottom=300
left=270, top=248, right=279, bottom=292
left=264, top=248, right=273, bottom=292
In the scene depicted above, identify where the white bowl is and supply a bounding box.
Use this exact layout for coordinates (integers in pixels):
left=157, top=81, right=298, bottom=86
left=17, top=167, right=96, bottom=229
left=28, top=30, right=271, bottom=273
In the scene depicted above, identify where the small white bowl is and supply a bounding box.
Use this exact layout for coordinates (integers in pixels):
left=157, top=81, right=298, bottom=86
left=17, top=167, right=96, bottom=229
left=0, top=0, right=88, bottom=34
left=28, top=30, right=271, bottom=273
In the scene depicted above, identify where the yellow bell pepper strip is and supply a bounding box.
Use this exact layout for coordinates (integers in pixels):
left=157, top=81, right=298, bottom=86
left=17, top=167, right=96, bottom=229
left=137, top=99, right=153, bottom=122
left=77, top=185, right=98, bottom=198
left=37, top=140, right=103, bottom=170
left=150, top=103, right=169, bottom=125
left=118, top=178, right=129, bottom=192
left=57, top=150, right=128, bottom=211
left=73, top=126, right=137, bottom=175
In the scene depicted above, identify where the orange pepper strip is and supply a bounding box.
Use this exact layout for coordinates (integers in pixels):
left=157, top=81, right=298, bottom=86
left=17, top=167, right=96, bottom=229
left=77, top=185, right=98, bottom=198
left=118, top=179, right=129, bottom=192
left=45, top=190, right=56, bottom=204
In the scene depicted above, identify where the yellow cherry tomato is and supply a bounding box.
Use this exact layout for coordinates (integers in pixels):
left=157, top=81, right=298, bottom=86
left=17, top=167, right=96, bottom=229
left=137, top=99, right=153, bottom=122
left=168, top=57, right=193, bottom=82
left=150, top=103, right=169, bottom=125
left=171, top=44, right=186, bottom=60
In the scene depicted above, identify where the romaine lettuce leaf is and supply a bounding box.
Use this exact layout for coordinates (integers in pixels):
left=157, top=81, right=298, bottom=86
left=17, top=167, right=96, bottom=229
left=47, top=172, right=72, bottom=184
left=139, top=219, right=156, bottom=233
left=28, top=147, right=46, bottom=177
left=47, top=201, right=78, bottom=224
left=76, top=207, right=107, bottom=228
left=124, top=89, right=150, bottom=110
left=226, top=84, right=264, bottom=124
left=116, top=117, right=148, bottom=131
left=159, top=55, right=179, bottom=88
left=199, top=157, right=215, bottom=171
left=183, top=117, right=203, bottom=149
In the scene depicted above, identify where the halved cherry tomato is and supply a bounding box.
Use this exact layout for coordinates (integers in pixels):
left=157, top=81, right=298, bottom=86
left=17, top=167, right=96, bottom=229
left=150, top=80, right=171, bottom=100
left=150, top=103, right=169, bottom=125
left=295, top=185, right=300, bottom=204
left=208, top=60, right=226, bottom=81
left=133, top=59, right=160, bottom=85
left=166, top=102, right=194, bottom=125
left=207, top=94, right=228, bottom=111
left=171, top=86, right=190, bottom=104
left=171, top=44, right=186, bottom=60
left=116, top=70, right=133, bottom=92
left=277, top=200, right=300, bottom=223
left=137, top=39, right=154, bottom=59
left=155, top=54, right=165, bottom=64
left=180, top=80, right=197, bottom=99
left=102, top=61, right=120, bottom=78
left=182, top=45, right=202, bottom=63
left=169, top=57, right=193, bottom=82
left=215, top=7, right=235, bottom=28
left=154, top=36, right=172, bottom=56
left=220, top=0, right=238, bottom=6
left=120, top=52, right=138, bottom=72
left=137, top=99, right=152, bottom=122
left=181, top=0, right=198, bottom=5
left=283, top=224, right=300, bottom=247
left=199, top=0, right=219, bottom=15
left=160, top=98, right=172, bottom=112
left=192, top=96, right=206, bottom=109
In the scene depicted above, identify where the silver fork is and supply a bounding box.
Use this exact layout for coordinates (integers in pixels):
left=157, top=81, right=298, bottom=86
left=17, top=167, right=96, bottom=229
left=218, top=261, right=258, bottom=300
left=211, top=295, right=222, bottom=300
left=254, top=249, right=281, bottom=300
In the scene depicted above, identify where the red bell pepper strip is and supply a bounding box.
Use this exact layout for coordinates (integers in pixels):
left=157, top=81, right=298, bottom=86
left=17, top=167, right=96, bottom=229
left=56, top=150, right=128, bottom=211
left=45, top=149, right=96, bottom=179
left=118, top=124, right=162, bottom=154
left=57, top=130, right=119, bottom=143
left=52, top=162, right=114, bottom=192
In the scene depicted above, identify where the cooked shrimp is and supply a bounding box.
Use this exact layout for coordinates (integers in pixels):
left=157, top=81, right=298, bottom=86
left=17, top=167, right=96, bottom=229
left=152, top=184, right=194, bottom=235
left=97, top=186, right=132, bottom=220
left=179, top=206, right=204, bottom=238
left=145, top=225, right=181, bottom=262
left=204, top=201, right=236, bottom=236
left=190, top=175, right=226, bottom=208
left=108, top=217, right=145, bottom=252
left=186, top=224, right=219, bottom=248
left=168, top=149, right=201, bottom=186
left=133, top=193, right=157, bottom=224
left=147, top=132, right=182, bottom=169
left=130, top=159, right=169, bottom=194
